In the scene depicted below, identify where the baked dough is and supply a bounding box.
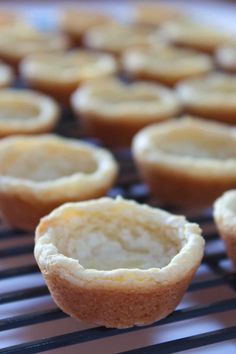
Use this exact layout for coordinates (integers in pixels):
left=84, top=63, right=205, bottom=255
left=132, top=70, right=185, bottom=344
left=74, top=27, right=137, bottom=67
left=214, top=190, right=236, bottom=267
left=59, top=9, right=111, bottom=44
left=84, top=22, right=153, bottom=56
left=0, top=89, right=59, bottom=137
left=132, top=116, right=236, bottom=208
left=216, top=43, right=236, bottom=72
left=159, top=19, right=233, bottom=53
left=176, top=73, right=236, bottom=124
left=71, top=78, right=181, bottom=147
left=0, top=61, right=14, bottom=88
left=34, top=197, right=204, bottom=328
left=122, top=46, right=213, bottom=87
left=0, top=135, right=118, bottom=230
left=0, top=26, right=70, bottom=69
left=20, top=50, right=118, bottom=105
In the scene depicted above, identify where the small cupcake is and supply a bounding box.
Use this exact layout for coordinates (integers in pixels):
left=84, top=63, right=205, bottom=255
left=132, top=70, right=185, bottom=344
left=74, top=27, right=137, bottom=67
left=84, top=22, right=153, bottom=56
left=0, top=26, right=70, bottom=69
left=176, top=73, right=236, bottom=124
left=214, top=190, right=236, bottom=267
left=0, top=135, right=118, bottom=230
left=20, top=50, right=118, bottom=105
left=35, top=197, right=204, bottom=328
left=132, top=3, right=183, bottom=28
left=59, top=8, right=111, bottom=44
left=216, top=43, right=236, bottom=72
left=133, top=116, right=236, bottom=208
left=71, top=78, right=181, bottom=147
left=122, top=46, right=213, bottom=87
left=158, top=19, right=233, bottom=53
left=0, top=89, right=59, bottom=137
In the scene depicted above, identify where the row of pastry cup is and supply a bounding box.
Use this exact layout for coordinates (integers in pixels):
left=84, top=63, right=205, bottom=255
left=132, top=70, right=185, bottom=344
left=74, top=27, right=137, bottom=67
left=2, top=112, right=236, bottom=327
left=0, top=13, right=235, bottom=73
left=32, top=116, right=236, bottom=329
left=1, top=69, right=236, bottom=144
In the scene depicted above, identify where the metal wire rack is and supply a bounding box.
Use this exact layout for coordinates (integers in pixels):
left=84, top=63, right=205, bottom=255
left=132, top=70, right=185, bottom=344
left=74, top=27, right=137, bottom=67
left=0, top=107, right=236, bottom=354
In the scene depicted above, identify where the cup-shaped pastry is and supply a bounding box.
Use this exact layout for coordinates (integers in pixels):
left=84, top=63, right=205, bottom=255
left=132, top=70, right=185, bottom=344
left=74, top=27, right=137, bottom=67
left=34, top=197, right=204, bottom=328
left=122, top=46, right=213, bottom=87
left=0, top=26, right=70, bottom=69
left=216, top=43, right=236, bottom=73
left=0, top=61, right=14, bottom=88
left=0, top=135, right=118, bottom=230
left=158, top=19, right=233, bottom=53
left=214, top=190, right=236, bottom=267
left=176, top=73, right=236, bottom=124
left=20, top=50, right=118, bottom=105
left=132, top=3, right=183, bottom=28
left=133, top=116, right=236, bottom=208
left=0, top=89, right=59, bottom=137
left=84, top=22, right=153, bottom=56
left=71, top=78, right=181, bottom=148
left=59, top=8, right=112, bottom=44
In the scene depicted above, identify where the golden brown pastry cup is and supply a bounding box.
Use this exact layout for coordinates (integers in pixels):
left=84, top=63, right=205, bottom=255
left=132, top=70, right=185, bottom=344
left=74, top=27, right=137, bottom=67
left=0, top=135, right=118, bottom=230
left=214, top=190, right=236, bottom=267
left=20, top=51, right=118, bottom=106
left=132, top=116, right=236, bottom=208
left=59, top=9, right=112, bottom=45
left=34, top=197, right=204, bottom=328
left=71, top=78, right=181, bottom=148
left=122, top=46, right=214, bottom=87
left=0, top=89, right=59, bottom=137
left=176, top=73, right=236, bottom=124
left=158, top=19, right=233, bottom=54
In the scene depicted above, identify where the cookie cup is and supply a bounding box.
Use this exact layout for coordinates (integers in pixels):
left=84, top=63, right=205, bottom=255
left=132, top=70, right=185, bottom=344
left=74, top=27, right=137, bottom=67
left=0, top=89, right=59, bottom=137
left=133, top=117, right=236, bottom=208
left=0, top=135, right=117, bottom=230
left=20, top=50, right=118, bottom=105
left=71, top=78, right=181, bottom=148
left=214, top=190, right=236, bottom=267
left=34, top=197, right=204, bottom=328
left=176, top=74, right=236, bottom=124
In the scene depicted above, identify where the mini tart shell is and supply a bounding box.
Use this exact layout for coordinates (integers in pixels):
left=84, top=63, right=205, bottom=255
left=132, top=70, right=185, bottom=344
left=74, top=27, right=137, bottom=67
left=71, top=79, right=181, bottom=148
left=0, top=89, right=59, bottom=137
left=59, top=9, right=111, bottom=44
left=132, top=117, right=236, bottom=208
left=159, top=20, right=233, bottom=54
left=83, top=23, right=152, bottom=57
left=34, top=197, right=204, bottom=328
left=0, top=135, right=118, bottom=230
left=214, top=190, right=236, bottom=267
left=176, top=74, right=236, bottom=124
left=122, top=47, right=214, bottom=87
left=0, top=27, right=70, bottom=70
left=20, top=51, right=118, bottom=105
